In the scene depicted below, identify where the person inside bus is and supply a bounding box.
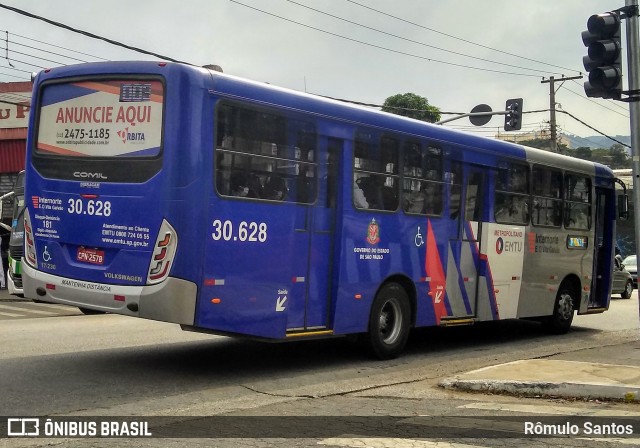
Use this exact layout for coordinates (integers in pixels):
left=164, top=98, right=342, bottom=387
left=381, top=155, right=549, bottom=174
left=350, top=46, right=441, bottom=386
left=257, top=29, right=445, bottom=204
left=296, top=165, right=314, bottom=203
left=359, top=175, right=385, bottom=210
left=230, top=171, right=250, bottom=197
left=354, top=177, right=369, bottom=209
left=246, top=172, right=264, bottom=198
left=570, top=207, right=589, bottom=229
left=422, top=182, right=442, bottom=215
left=263, top=174, right=287, bottom=201
left=495, top=195, right=528, bottom=223
left=405, top=186, right=425, bottom=213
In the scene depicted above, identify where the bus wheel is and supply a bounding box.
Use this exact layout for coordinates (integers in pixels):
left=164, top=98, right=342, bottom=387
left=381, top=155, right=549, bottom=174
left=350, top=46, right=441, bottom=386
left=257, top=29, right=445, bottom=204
left=367, top=282, right=410, bottom=360
left=544, top=282, right=575, bottom=334
left=621, top=279, right=634, bottom=300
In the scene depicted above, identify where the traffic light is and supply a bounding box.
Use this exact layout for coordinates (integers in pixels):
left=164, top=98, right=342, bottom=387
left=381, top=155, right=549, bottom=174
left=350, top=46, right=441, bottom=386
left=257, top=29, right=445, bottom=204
left=582, top=12, right=622, bottom=99
left=504, top=98, right=522, bottom=131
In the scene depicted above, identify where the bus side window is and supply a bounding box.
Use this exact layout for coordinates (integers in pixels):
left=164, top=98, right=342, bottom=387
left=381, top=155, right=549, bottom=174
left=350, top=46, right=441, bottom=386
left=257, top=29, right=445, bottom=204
left=353, top=131, right=399, bottom=211
left=215, top=103, right=317, bottom=204
left=402, top=142, right=443, bottom=216
left=564, top=174, right=591, bottom=230
left=494, top=162, right=529, bottom=225
left=531, top=166, right=562, bottom=227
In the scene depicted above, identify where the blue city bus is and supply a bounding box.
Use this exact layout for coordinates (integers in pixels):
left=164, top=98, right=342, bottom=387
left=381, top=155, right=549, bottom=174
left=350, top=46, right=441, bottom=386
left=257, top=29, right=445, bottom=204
left=22, top=61, right=625, bottom=359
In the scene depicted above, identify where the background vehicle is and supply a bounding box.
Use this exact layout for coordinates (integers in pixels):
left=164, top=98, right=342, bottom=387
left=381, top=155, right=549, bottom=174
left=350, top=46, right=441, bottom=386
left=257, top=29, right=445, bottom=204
left=612, top=255, right=634, bottom=299
left=22, top=62, right=627, bottom=359
left=621, top=254, right=637, bottom=287
left=7, top=170, right=25, bottom=296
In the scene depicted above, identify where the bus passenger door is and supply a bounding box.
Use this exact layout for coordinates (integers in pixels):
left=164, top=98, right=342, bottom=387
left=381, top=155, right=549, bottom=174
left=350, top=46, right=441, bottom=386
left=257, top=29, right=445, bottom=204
left=588, top=187, right=613, bottom=310
left=446, top=167, right=484, bottom=320
left=288, top=137, right=339, bottom=331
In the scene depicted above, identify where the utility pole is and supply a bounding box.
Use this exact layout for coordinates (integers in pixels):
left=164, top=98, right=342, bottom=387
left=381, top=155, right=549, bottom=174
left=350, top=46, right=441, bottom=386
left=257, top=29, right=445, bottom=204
left=541, top=75, right=583, bottom=152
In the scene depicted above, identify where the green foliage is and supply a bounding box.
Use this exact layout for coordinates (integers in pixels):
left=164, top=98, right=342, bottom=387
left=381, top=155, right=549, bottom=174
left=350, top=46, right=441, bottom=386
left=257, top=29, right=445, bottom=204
left=520, top=140, right=630, bottom=169
left=382, top=93, right=441, bottom=123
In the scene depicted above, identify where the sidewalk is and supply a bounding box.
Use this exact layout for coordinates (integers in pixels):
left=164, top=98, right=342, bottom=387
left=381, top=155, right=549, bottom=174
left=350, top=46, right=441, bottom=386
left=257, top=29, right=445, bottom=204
left=440, top=341, right=640, bottom=402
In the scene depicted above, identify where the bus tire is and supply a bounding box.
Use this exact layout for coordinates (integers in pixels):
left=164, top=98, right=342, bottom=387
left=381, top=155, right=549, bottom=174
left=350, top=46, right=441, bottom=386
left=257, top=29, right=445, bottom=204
left=621, top=279, right=634, bottom=300
left=366, top=282, right=410, bottom=360
left=544, top=282, right=575, bottom=334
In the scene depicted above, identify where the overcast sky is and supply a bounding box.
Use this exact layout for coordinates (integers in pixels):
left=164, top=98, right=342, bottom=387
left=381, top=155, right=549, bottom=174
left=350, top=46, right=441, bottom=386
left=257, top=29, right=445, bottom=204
left=0, top=0, right=633, bottom=143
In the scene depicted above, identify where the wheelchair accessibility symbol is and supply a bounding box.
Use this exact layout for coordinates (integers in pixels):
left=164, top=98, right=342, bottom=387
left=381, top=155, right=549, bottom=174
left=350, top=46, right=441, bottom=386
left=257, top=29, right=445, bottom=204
left=42, top=246, right=51, bottom=262
left=415, top=226, right=425, bottom=247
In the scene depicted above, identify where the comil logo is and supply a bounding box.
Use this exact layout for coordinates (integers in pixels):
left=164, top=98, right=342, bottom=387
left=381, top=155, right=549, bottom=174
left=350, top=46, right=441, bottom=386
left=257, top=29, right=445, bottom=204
left=73, top=172, right=107, bottom=180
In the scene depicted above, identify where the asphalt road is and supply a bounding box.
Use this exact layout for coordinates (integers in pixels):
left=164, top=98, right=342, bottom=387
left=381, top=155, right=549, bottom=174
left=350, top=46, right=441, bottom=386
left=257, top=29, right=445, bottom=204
left=0, top=293, right=638, bottom=447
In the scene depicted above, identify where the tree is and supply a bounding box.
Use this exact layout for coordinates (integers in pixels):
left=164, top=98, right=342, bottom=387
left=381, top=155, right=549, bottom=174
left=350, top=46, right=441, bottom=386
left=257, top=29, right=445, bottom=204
left=382, top=93, right=441, bottom=123
left=573, top=146, right=592, bottom=160
left=609, top=143, right=630, bottom=168
left=519, top=138, right=569, bottom=153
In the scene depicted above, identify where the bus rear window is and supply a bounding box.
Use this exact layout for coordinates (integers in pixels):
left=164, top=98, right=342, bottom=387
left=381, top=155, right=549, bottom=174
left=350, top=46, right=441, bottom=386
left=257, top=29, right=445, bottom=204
left=36, top=79, right=164, bottom=158
left=32, top=78, right=164, bottom=182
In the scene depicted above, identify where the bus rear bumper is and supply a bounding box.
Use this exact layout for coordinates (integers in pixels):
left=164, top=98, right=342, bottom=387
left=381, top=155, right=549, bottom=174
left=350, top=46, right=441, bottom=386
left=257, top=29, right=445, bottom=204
left=22, top=262, right=197, bottom=325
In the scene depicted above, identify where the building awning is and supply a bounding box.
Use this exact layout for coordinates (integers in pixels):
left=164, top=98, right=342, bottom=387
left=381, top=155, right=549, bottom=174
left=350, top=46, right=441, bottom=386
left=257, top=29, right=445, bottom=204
left=0, top=139, right=26, bottom=173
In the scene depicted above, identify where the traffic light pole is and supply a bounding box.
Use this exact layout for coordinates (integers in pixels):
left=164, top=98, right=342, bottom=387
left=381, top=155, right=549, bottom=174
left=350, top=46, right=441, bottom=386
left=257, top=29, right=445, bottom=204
left=624, top=0, right=640, bottom=315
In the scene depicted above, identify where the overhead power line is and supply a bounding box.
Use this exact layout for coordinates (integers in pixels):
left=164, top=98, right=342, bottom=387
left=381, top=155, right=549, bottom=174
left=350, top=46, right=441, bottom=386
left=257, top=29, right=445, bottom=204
left=343, top=0, right=578, bottom=74
left=0, top=3, right=625, bottom=149
left=556, top=109, right=630, bottom=148
left=9, top=40, right=92, bottom=64
left=230, top=0, right=541, bottom=77
left=284, top=0, right=558, bottom=76
left=568, top=79, right=629, bottom=113
left=0, top=3, right=190, bottom=64
left=0, top=28, right=109, bottom=61
left=315, top=93, right=628, bottom=148
left=559, top=84, right=629, bottom=119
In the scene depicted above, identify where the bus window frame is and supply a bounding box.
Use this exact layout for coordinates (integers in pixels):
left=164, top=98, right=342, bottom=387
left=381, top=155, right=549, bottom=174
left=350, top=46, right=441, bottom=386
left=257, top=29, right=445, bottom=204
left=564, top=172, right=592, bottom=230
left=531, top=165, right=563, bottom=228
left=401, top=140, right=444, bottom=217
left=352, top=130, right=400, bottom=212
left=214, top=101, right=319, bottom=205
left=494, top=161, right=530, bottom=225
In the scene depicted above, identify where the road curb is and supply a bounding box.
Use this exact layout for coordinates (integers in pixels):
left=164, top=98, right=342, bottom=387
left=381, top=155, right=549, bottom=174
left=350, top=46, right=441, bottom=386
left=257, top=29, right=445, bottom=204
left=439, top=377, right=640, bottom=402
left=439, top=359, right=640, bottom=402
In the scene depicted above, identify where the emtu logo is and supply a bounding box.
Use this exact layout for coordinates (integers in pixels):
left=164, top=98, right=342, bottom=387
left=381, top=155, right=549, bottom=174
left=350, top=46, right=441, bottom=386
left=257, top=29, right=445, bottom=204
left=496, top=237, right=504, bottom=254
left=32, top=196, right=39, bottom=209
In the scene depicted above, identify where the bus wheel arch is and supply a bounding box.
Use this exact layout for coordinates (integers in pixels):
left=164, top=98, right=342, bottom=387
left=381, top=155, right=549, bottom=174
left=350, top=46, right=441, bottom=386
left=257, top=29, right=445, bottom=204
left=544, top=276, right=579, bottom=334
left=366, top=278, right=414, bottom=360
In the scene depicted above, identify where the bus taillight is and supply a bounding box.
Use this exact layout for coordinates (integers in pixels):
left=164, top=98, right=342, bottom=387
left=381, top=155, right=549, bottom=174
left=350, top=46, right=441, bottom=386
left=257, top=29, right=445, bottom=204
left=147, top=219, right=178, bottom=285
left=24, top=208, right=37, bottom=267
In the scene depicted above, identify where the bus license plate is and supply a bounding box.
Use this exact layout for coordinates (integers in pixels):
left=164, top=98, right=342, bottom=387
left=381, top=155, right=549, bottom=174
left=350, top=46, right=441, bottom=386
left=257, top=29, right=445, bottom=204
left=77, top=247, right=105, bottom=265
